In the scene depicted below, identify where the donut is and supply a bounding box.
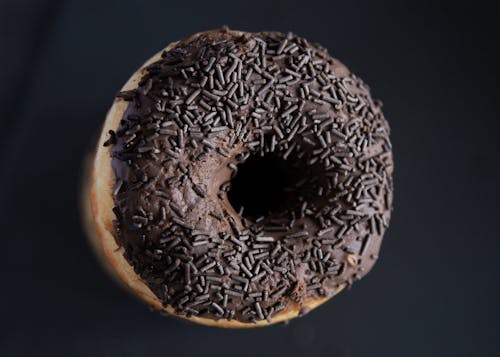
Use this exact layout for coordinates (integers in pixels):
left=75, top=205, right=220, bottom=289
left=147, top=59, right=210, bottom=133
left=83, top=29, right=393, bottom=327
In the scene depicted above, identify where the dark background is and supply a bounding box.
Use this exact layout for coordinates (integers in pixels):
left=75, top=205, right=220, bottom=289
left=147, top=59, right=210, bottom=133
left=1, top=0, right=498, bottom=356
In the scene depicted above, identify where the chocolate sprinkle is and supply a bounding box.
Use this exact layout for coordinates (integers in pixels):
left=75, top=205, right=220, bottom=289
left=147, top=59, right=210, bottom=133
left=109, top=29, right=393, bottom=323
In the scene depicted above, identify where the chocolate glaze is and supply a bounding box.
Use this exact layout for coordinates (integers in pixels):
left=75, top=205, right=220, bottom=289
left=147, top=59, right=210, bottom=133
left=108, top=29, right=393, bottom=323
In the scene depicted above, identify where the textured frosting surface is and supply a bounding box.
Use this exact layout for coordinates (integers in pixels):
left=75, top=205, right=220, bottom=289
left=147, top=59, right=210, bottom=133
left=107, top=30, right=393, bottom=323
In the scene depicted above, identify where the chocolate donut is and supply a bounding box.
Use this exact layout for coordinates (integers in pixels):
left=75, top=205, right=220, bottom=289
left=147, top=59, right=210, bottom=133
left=83, top=29, right=393, bottom=327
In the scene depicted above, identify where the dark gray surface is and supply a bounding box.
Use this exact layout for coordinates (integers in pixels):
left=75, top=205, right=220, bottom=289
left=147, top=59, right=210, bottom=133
left=1, top=0, right=498, bottom=356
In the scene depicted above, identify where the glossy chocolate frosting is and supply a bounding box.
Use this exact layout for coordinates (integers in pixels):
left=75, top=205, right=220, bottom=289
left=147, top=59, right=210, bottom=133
left=107, top=29, right=393, bottom=323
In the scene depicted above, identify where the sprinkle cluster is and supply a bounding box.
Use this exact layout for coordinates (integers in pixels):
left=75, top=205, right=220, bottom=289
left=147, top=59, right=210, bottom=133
left=107, top=30, right=393, bottom=323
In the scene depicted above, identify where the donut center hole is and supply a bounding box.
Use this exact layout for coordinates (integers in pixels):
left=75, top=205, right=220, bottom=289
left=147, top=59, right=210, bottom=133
left=227, top=154, right=309, bottom=220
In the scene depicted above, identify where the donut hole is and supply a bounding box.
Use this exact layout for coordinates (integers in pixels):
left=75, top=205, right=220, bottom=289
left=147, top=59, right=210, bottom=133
left=227, top=153, right=321, bottom=221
